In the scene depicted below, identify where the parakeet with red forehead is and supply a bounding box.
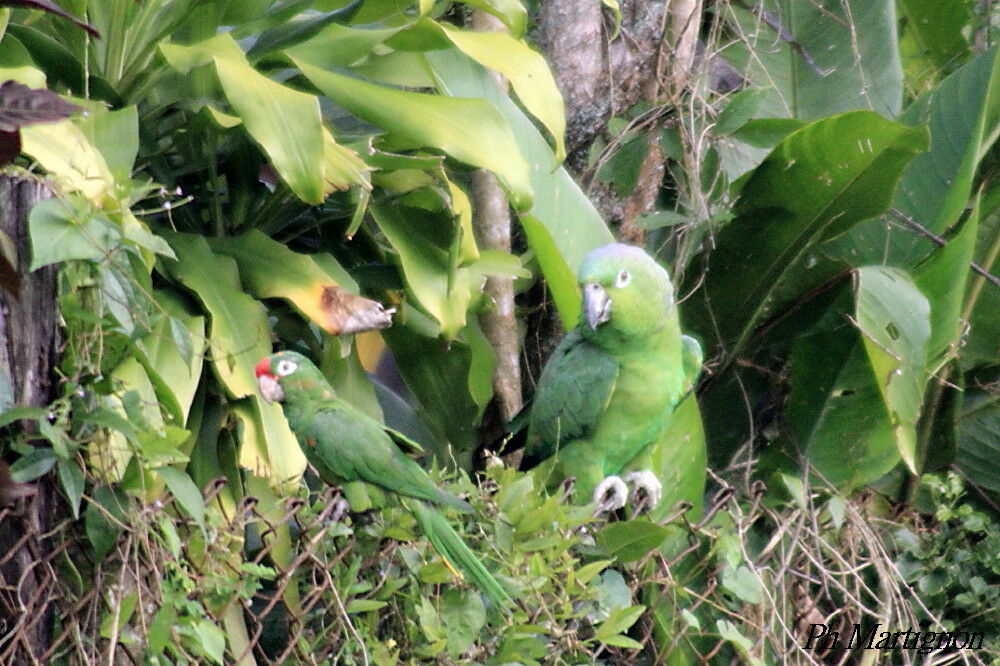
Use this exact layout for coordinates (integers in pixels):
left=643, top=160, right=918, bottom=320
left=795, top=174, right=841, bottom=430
left=521, top=243, right=702, bottom=514
left=256, top=351, right=510, bottom=605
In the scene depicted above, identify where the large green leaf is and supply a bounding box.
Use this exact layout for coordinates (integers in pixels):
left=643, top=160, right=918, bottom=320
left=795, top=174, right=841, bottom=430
left=213, top=56, right=324, bottom=204
left=281, top=23, right=399, bottom=69
left=683, top=111, right=928, bottom=365
left=21, top=119, right=114, bottom=205
left=913, top=202, right=979, bottom=369
left=855, top=267, right=930, bottom=473
left=898, top=0, right=972, bottom=73
left=160, top=236, right=306, bottom=488
left=28, top=198, right=120, bottom=270
left=161, top=34, right=366, bottom=203
left=964, top=196, right=1000, bottom=368
left=232, top=398, right=307, bottom=491
left=825, top=47, right=1000, bottom=267
left=369, top=200, right=474, bottom=339
left=293, top=56, right=533, bottom=211
left=716, top=0, right=904, bottom=181
left=897, top=46, right=1000, bottom=238
left=785, top=267, right=930, bottom=488
left=380, top=316, right=494, bottom=463
left=425, top=49, right=613, bottom=329
left=159, top=232, right=269, bottom=399
left=77, top=105, right=139, bottom=186
left=137, top=290, right=206, bottom=427
left=427, top=21, right=565, bottom=162
left=647, top=395, right=706, bottom=523
left=723, top=0, right=903, bottom=120
left=206, top=231, right=367, bottom=335
left=955, top=368, right=1000, bottom=497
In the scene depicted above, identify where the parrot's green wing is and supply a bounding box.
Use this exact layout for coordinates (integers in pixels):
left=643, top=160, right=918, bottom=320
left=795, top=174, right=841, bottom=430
left=302, top=405, right=472, bottom=513
left=522, top=329, right=618, bottom=469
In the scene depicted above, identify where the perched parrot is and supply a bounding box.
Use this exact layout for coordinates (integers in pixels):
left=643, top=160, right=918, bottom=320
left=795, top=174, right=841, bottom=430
left=521, top=243, right=702, bottom=514
left=256, top=350, right=510, bottom=605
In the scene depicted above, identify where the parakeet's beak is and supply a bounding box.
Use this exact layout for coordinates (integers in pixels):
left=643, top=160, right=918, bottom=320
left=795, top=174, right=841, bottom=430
left=582, top=283, right=612, bottom=330
left=255, top=357, right=284, bottom=403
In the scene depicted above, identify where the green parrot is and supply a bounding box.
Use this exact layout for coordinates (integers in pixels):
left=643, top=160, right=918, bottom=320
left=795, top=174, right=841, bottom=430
left=256, top=350, right=510, bottom=605
left=521, top=243, right=702, bottom=514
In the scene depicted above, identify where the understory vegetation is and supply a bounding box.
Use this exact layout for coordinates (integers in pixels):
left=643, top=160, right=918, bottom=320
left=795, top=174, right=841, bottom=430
left=0, top=0, right=997, bottom=664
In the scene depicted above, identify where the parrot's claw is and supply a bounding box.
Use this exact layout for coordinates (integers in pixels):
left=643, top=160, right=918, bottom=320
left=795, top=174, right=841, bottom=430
left=624, top=470, right=662, bottom=513
left=592, top=475, right=629, bottom=516
left=558, top=476, right=576, bottom=503
left=330, top=496, right=350, bottom=523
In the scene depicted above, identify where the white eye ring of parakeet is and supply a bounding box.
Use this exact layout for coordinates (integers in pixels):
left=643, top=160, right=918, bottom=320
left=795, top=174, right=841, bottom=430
left=614, top=269, right=631, bottom=288
left=276, top=359, right=297, bottom=376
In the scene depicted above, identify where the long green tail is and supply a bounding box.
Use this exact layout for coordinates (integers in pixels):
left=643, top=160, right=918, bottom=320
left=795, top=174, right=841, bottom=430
left=410, top=500, right=511, bottom=607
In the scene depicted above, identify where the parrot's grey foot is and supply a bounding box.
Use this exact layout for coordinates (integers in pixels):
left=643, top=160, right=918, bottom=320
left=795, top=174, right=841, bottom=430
left=558, top=476, right=576, bottom=503
left=592, top=475, right=628, bottom=516
left=330, top=496, right=350, bottom=523
left=624, top=470, right=662, bottom=513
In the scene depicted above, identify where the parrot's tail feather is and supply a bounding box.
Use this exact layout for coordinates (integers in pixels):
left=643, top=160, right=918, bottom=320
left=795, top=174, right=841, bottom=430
left=411, top=501, right=512, bottom=607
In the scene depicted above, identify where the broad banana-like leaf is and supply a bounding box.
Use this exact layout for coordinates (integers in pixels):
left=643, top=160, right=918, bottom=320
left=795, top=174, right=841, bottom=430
left=207, top=231, right=391, bottom=336
left=723, top=0, right=903, bottom=120
left=160, top=232, right=270, bottom=399
left=76, top=105, right=138, bottom=186
left=682, top=111, right=929, bottom=366
left=21, top=118, right=114, bottom=205
left=424, top=49, right=613, bottom=329
left=956, top=367, right=1000, bottom=499
left=898, top=0, right=972, bottom=75
left=786, top=267, right=930, bottom=487
left=913, top=201, right=979, bottom=370
left=412, top=20, right=566, bottom=163
left=138, top=290, right=206, bottom=427
left=162, top=234, right=306, bottom=489
left=162, top=34, right=367, bottom=203
left=294, top=56, right=533, bottom=211
left=380, top=313, right=494, bottom=462
left=369, top=199, right=474, bottom=339
left=280, top=24, right=400, bottom=69
left=232, top=398, right=306, bottom=493
left=855, top=267, right=930, bottom=474
left=825, top=46, right=1000, bottom=267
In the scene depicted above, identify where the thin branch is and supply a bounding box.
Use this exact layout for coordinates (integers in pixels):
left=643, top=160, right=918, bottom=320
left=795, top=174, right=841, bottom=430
left=888, top=208, right=1000, bottom=289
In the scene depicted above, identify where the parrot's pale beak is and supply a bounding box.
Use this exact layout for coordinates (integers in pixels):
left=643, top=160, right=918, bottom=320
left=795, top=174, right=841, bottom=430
left=582, top=283, right=612, bottom=330
left=255, top=358, right=284, bottom=403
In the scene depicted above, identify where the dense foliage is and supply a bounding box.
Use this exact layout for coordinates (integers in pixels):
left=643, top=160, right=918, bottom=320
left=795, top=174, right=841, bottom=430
left=0, top=0, right=997, bottom=663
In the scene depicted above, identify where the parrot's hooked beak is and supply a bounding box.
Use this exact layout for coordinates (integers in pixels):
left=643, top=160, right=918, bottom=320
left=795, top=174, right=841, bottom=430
left=255, top=358, right=284, bottom=404
left=582, top=283, right=612, bottom=330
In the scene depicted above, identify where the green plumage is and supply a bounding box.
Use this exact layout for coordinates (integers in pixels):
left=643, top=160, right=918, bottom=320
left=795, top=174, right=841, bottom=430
left=522, top=243, right=702, bottom=507
left=259, top=351, right=509, bottom=605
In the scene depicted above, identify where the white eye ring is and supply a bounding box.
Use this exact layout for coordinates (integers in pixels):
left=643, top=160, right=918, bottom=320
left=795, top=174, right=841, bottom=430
left=614, top=269, right=631, bottom=288
left=276, top=359, right=297, bottom=377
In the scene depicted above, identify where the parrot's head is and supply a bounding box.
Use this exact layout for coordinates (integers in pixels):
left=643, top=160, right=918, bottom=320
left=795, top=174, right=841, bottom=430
left=255, top=350, right=330, bottom=405
left=577, top=243, right=676, bottom=343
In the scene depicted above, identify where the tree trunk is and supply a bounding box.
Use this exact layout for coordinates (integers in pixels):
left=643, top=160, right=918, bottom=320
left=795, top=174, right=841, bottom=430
left=0, top=174, right=58, bottom=665
left=469, top=10, right=524, bottom=467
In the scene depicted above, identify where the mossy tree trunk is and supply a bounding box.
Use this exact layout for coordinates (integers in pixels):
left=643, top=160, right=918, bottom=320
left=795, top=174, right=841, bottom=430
left=0, top=175, right=58, bottom=665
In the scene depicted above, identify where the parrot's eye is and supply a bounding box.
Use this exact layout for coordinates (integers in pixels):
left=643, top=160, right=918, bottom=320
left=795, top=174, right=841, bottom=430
left=614, top=269, right=631, bottom=288
left=275, top=359, right=297, bottom=377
